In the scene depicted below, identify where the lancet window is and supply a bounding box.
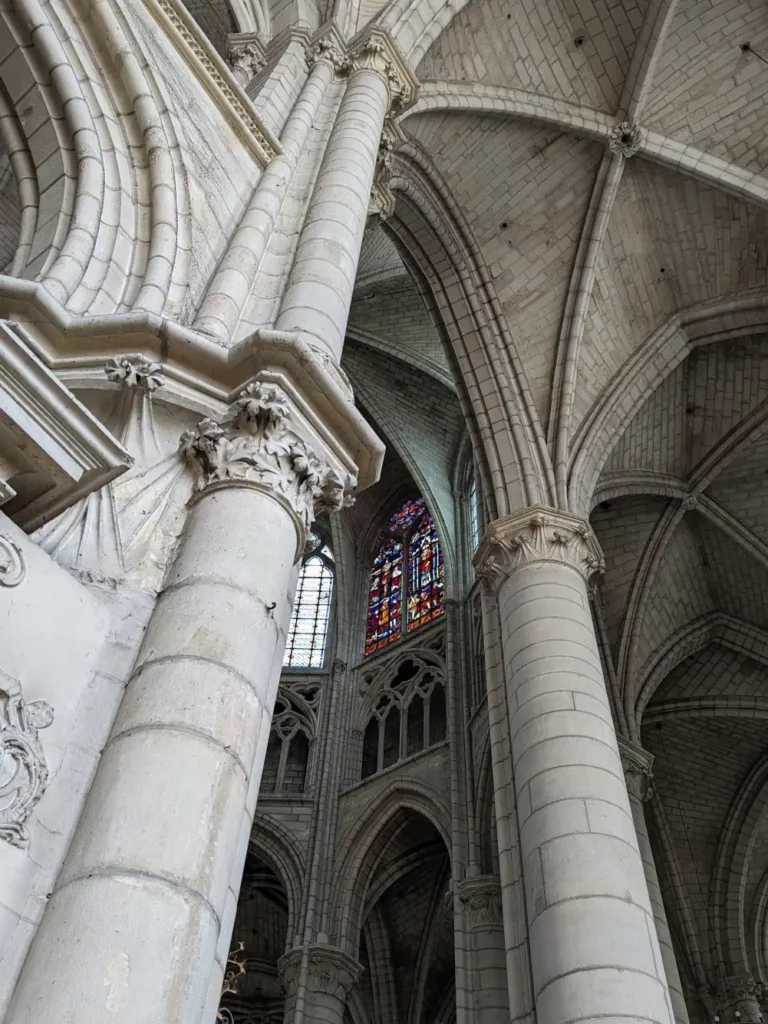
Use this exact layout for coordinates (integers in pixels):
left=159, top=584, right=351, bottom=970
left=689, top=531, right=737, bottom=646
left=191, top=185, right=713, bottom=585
left=360, top=652, right=447, bottom=780
left=365, top=498, right=444, bottom=657
left=283, top=533, right=334, bottom=668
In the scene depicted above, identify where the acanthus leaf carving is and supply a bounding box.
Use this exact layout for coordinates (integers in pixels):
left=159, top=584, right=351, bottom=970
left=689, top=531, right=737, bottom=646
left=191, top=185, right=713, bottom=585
left=278, top=945, right=363, bottom=1000
left=180, top=382, right=355, bottom=544
left=105, top=356, right=165, bottom=394
left=456, top=876, right=503, bottom=928
left=0, top=677, right=54, bottom=848
left=347, top=29, right=418, bottom=113
left=473, top=506, right=605, bottom=592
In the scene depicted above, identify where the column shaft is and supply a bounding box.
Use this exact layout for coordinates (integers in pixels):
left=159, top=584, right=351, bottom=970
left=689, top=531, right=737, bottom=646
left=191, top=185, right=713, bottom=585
left=458, top=877, right=510, bottom=1023
left=275, top=65, right=389, bottom=360
left=6, top=487, right=297, bottom=1023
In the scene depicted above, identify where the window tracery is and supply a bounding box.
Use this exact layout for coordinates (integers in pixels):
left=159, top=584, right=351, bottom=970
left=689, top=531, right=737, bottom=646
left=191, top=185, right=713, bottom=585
left=261, top=684, right=318, bottom=794
left=283, top=533, right=334, bottom=669
left=365, top=498, right=444, bottom=657
left=358, top=647, right=447, bottom=780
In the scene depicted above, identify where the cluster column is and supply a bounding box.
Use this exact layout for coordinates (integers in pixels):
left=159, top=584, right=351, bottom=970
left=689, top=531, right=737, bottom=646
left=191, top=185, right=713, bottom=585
left=474, top=507, right=675, bottom=1024
left=278, top=944, right=362, bottom=1024
left=456, top=876, right=510, bottom=1023
left=275, top=27, right=417, bottom=362
left=620, top=739, right=691, bottom=1024
left=6, top=384, right=353, bottom=1024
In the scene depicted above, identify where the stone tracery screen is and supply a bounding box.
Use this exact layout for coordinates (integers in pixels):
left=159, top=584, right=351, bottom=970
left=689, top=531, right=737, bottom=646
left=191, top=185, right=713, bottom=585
left=365, top=498, right=444, bottom=657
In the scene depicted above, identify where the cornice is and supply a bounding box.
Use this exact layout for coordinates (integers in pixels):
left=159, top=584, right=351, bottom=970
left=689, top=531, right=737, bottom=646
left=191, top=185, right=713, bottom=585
left=473, top=505, right=605, bottom=592
left=0, top=277, right=384, bottom=492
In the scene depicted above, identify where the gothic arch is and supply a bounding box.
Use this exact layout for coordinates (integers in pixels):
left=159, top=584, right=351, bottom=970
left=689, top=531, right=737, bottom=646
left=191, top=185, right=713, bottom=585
left=389, top=141, right=555, bottom=521
left=249, top=810, right=306, bottom=942
left=331, top=782, right=451, bottom=952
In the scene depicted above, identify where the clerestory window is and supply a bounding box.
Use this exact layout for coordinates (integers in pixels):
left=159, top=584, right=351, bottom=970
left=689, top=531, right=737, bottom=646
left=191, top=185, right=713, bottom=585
left=283, top=533, right=334, bottom=669
left=365, top=498, right=445, bottom=657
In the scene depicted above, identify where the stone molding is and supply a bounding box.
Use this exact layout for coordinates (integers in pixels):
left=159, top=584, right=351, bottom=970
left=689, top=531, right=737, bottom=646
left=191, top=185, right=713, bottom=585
left=609, top=120, right=644, bottom=157
left=347, top=27, right=419, bottom=112
left=180, top=382, right=354, bottom=544
left=105, top=356, right=165, bottom=393
left=473, top=505, right=605, bottom=592
left=618, top=737, right=655, bottom=803
left=0, top=672, right=54, bottom=848
left=0, top=535, right=26, bottom=587
left=456, top=875, right=503, bottom=928
left=278, top=944, right=363, bottom=999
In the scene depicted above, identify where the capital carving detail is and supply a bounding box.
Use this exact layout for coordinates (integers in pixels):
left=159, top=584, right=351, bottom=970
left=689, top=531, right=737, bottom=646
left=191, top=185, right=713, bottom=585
left=227, top=37, right=266, bottom=80
left=179, top=383, right=354, bottom=542
left=618, top=738, right=654, bottom=803
left=609, top=121, right=644, bottom=157
left=0, top=677, right=54, bottom=848
left=306, top=34, right=349, bottom=74
left=0, top=534, right=25, bottom=587
left=105, top=356, right=165, bottom=393
left=456, top=876, right=503, bottom=927
left=712, top=974, right=767, bottom=1021
left=473, top=506, right=605, bottom=592
left=279, top=945, right=363, bottom=1000
left=347, top=29, right=418, bottom=111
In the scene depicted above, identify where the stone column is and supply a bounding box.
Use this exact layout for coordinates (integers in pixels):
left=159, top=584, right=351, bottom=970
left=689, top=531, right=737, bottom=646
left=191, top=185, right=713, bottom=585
left=620, top=739, right=691, bottom=1024
left=275, top=27, right=417, bottom=362
left=474, top=507, right=674, bottom=1024
left=457, top=876, right=510, bottom=1023
left=712, top=975, right=767, bottom=1024
left=6, top=383, right=352, bottom=1024
left=279, top=944, right=363, bottom=1024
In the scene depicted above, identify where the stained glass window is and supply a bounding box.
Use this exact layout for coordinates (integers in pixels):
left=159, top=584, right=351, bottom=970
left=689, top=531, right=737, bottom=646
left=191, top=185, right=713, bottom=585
left=469, top=475, right=480, bottom=551
left=283, top=541, right=334, bottom=668
left=365, top=498, right=444, bottom=657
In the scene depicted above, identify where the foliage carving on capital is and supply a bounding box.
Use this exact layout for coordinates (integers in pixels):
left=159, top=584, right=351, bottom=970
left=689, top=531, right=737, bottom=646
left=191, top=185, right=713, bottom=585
left=473, top=506, right=605, bottom=592
left=227, top=39, right=266, bottom=80
left=618, top=738, right=654, bottom=803
left=456, top=876, right=503, bottom=928
left=179, top=382, right=355, bottom=539
left=712, top=974, right=767, bottom=1020
left=105, top=355, right=165, bottom=393
left=347, top=29, right=418, bottom=111
left=306, top=34, right=349, bottom=74
left=0, top=677, right=54, bottom=848
left=278, top=945, right=363, bottom=1000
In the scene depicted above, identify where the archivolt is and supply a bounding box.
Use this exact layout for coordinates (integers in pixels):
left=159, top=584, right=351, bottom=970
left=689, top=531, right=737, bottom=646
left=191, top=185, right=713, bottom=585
left=250, top=809, right=306, bottom=943
left=388, top=141, right=555, bottom=519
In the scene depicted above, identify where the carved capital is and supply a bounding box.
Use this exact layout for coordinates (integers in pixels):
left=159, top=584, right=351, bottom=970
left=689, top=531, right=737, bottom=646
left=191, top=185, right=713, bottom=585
left=105, top=356, right=165, bottom=393
left=0, top=675, right=54, bottom=848
left=226, top=33, right=266, bottom=83
left=473, top=505, right=605, bottom=592
left=179, top=383, right=355, bottom=548
left=368, top=116, right=404, bottom=222
left=712, top=974, right=767, bottom=1022
left=456, top=875, right=503, bottom=928
left=305, top=28, right=349, bottom=74
left=0, top=534, right=25, bottom=587
left=347, top=28, right=418, bottom=112
left=609, top=121, right=644, bottom=157
left=279, top=945, right=363, bottom=1000
left=618, top=737, right=654, bottom=803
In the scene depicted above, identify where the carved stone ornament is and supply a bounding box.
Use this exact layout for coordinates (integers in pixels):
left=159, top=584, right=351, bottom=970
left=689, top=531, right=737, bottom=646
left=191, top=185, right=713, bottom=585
left=473, top=505, right=605, bottom=592
left=347, top=29, right=418, bottom=112
left=0, top=677, right=54, bottom=848
left=278, top=945, right=363, bottom=1000
left=0, top=534, right=25, bottom=587
left=609, top=121, right=644, bottom=157
left=712, top=974, right=768, bottom=1022
left=105, top=355, right=165, bottom=393
left=305, top=34, right=349, bottom=74
left=456, top=876, right=503, bottom=928
left=179, top=382, right=355, bottom=542
left=227, top=39, right=266, bottom=80
left=681, top=494, right=699, bottom=512
left=618, top=737, right=654, bottom=803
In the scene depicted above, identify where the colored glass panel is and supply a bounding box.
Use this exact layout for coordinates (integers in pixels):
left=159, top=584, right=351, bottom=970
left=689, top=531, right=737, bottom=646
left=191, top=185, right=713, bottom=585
left=365, top=538, right=404, bottom=656
left=283, top=555, right=334, bottom=668
left=407, top=512, right=444, bottom=631
left=469, top=475, right=480, bottom=551
left=385, top=498, right=426, bottom=536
